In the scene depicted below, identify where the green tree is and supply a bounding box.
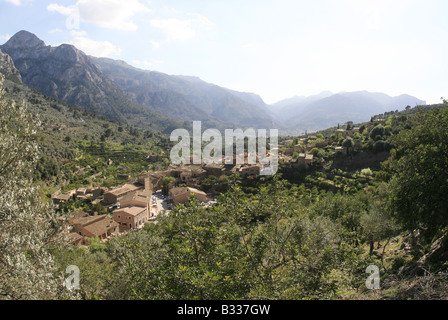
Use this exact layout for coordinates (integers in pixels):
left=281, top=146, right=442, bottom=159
left=360, top=183, right=398, bottom=257
left=0, top=76, right=73, bottom=299
left=387, top=108, right=448, bottom=241
left=110, top=178, right=350, bottom=300
left=370, top=125, right=385, bottom=140
left=161, top=176, right=175, bottom=196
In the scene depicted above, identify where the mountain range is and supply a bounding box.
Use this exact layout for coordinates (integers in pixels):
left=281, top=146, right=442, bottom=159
left=271, top=91, right=426, bottom=133
left=0, top=30, right=426, bottom=135
left=90, top=56, right=276, bottom=130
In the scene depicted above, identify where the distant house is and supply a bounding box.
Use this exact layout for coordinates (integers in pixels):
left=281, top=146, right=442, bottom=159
left=103, top=183, right=142, bottom=205
left=204, top=163, right=225, bottom=177
left=92, top=187, right=108, bottom=200
left=51, top=193, right=71, bottom=204
left=66, top=232, right=84, bottom=246
left=305, top=154, right=314, bottom=166
left=113, top=203, right=149, bottom=233
left=291, top=153, right=306, bottom=168
left=76, top=188, right=87, bottom=196
left=239, top=165, right=261, bottom=178
left=291, top=153, right=313, bottom=168
left=68, top=210, right=89, bottom=225
left=169, top=187, right=208, bottom=204
left=178, top=165, right=206, bottom=184
left=305, top=143, right=317, bottom=152
left=70, top=214, right=119, bottom=240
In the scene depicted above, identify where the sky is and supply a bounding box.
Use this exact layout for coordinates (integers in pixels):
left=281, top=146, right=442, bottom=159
left=1, top=0, right=447, bottom=105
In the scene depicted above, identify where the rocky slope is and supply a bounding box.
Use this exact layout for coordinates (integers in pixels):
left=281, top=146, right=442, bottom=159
left=0, top=48, right=21, bottom=83
left=91, top=57, right=278, bottom=130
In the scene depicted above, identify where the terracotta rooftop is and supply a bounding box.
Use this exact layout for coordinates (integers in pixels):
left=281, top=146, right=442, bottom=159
left=170, top=187, right=190, bottom=197
left=83, top=218, right=118, bottom=237
left=114, top=206, right=147, bottom=216
left=120, top=191, right=150, bottom=204
left=107, top=183, right=141, bottom=196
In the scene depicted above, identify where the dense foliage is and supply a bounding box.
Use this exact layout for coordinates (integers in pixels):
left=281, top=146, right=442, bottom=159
left=2, top=73, right=448, bottom=300
left=0, top=75, right=74, bottom=299
left=385, top=107, right=448, bottom=241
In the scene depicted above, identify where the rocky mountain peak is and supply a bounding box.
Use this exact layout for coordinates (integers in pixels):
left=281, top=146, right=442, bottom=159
left=54, top=44, right=85, bottom=63
left=2, top=30, right=46, bottom=50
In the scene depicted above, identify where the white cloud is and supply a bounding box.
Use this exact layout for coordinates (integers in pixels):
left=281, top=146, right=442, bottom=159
left=4, top=0, right=23, bottom=5
left=0, top=34, right=11, bottom=43
left=47, top=0, right=151, bottom=31
left=150, top=13, right=214, bottom=42
left=47, top=3, right=77, bottom=16
left=68, top=30, right=122, bottom=58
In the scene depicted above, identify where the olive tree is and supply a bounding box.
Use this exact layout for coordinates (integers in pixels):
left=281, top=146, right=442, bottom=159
left=0, top=76, right=73, bottom=299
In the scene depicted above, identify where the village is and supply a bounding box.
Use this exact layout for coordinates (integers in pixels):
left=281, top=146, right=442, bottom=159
left=52, top=125, right=362, bottom=247
left=53, top=153, right=274, bottom=246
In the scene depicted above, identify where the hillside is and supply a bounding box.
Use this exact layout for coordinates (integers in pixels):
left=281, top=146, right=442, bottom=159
left=0, top=31, right=183, bottom=134
left=3, top=59, right=448, bottom=301
left=0, top=73, right=172, bottom=191
left=91, top=57, right=278, bottom=130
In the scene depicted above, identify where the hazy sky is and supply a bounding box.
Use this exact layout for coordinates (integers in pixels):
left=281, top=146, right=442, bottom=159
left=1, top=0, right=447, bottom=104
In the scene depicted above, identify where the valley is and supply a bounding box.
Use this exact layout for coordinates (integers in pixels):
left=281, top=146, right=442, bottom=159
left=1, top=28, right=448, bottom=303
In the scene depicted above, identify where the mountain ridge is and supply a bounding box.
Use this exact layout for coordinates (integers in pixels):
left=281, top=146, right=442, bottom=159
left=0, top=30, right=186, bottom=134
left=271, top=90, right=426, bottom=133
left=1, top=30, right=427, bottom=135
left=90, top=56, right=278, bottom=130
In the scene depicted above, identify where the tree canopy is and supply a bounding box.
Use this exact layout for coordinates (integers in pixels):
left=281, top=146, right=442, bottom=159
left=386, top=107, right=448, bottom=240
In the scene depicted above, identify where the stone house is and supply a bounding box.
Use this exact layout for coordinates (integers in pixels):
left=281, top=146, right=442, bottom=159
left=204, top=163, right=225, bottom=177
left=169, top=187, right=208, bottom=204
left=51, top=193, right=71, bottom=204
left=103, top=183, right=142, bottom=205
left=305, top=154, right=314, bottom=166
left=239, top=165, right=261, bottom=178
left=70, top=214, right=119, bottom=240
left=113, top=203, right=149, bottom=233
left=305, top=143, right=317, bottom=152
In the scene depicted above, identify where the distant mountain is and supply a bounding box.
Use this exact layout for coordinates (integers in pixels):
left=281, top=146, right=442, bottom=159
left=0, top=30, right=182, bottom=133
left=1, top=30, right=426, bottom=136
left=271, top=91, right=426, bottom=133
left=91, top=57, right=278, bottom=130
